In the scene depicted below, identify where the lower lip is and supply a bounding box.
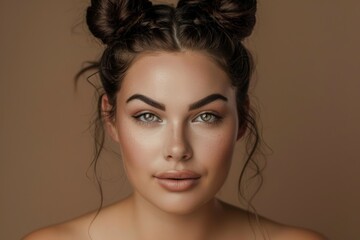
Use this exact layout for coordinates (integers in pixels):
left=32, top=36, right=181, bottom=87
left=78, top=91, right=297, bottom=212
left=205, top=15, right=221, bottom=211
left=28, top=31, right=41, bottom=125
left=155, top=178, right=200, bottom=192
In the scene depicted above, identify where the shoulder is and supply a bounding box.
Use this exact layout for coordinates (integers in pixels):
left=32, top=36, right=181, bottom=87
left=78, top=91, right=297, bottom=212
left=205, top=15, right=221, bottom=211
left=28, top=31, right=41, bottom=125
left=269, top=225, right=327, bottom=240
left=23, top=224, right=77, bottom=240
left=260, top=216, right=327, bottom=240
left=218, top=201, right=327, bottom=240
left=23, top=200, right=130, bottom=240
left=22, top=213, right=94, bottom=240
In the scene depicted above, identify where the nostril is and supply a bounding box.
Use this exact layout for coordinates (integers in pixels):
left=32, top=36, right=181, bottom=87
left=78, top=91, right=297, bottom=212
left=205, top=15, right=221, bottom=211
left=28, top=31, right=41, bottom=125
left=165, top=147, right=192, bottom=161
left=182, top=153, right=191, bottom=161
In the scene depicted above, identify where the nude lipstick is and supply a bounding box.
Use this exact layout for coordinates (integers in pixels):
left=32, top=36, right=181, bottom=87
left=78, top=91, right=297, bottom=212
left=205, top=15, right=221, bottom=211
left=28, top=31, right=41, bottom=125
left=154, top=170, right=201, bottom=192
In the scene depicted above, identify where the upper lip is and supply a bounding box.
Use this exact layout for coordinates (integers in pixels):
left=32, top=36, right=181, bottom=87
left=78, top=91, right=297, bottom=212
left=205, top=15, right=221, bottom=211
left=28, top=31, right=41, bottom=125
left=154, top=170, right=201, bottom=180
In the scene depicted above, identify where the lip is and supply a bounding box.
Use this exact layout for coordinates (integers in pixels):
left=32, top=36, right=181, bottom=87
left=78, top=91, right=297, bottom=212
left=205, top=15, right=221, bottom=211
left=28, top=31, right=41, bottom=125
left=154, top=170, right=201, bottom=192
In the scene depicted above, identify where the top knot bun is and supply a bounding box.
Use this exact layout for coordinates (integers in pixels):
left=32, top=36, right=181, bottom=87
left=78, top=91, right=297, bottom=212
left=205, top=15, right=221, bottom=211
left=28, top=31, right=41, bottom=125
left=86, top=0, right=152, bottom=45
left=177, top=0, right=257, bottom=40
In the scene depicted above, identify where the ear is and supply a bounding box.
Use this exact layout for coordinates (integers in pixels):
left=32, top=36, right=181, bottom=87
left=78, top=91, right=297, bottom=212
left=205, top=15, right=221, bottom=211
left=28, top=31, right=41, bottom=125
left=101, top=94, right=119, bottom=142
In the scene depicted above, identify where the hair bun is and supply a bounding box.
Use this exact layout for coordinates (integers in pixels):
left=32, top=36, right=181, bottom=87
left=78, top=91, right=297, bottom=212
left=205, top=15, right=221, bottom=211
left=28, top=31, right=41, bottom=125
left=86, top=0, right=152, bottom=45
left=177, top=0, right=257, bottom=40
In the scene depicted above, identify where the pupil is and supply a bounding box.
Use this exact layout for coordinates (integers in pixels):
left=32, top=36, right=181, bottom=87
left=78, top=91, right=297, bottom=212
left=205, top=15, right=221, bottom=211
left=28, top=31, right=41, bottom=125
left=145, top=114, right=153, bottom=121
left=202, top=114, right=210, bottom=121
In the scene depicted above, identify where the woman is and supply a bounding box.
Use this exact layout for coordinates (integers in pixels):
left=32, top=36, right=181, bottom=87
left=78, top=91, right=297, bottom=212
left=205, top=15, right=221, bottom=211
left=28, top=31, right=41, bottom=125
left=25, top=0, right=325, bottom=239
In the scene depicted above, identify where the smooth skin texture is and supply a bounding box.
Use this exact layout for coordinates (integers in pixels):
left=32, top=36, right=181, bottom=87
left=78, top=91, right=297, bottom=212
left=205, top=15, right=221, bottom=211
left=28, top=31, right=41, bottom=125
left=24, top=51, right=326, bottom=240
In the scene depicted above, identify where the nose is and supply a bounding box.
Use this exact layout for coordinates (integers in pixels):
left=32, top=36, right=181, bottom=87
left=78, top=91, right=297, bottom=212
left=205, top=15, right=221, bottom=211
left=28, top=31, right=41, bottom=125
left=163, top=122, right=193, bottom=161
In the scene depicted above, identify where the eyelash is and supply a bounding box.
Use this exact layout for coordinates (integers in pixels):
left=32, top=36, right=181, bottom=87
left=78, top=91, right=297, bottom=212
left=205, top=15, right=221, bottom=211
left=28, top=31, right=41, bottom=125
left=132, top=112, right=162, bottom=126
left=192, top=112, right=222, bottom=124
left=132, top=112, right=222, bottom=126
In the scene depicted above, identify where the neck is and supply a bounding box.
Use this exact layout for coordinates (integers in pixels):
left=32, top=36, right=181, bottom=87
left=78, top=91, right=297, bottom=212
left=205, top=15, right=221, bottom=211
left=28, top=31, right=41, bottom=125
left=129, top=192, right=223, bottom=240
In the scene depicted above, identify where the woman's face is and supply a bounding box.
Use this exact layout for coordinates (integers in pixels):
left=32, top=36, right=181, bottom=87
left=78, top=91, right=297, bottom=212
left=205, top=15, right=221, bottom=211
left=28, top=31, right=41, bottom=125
left=105, top=51, right=240, bottom=215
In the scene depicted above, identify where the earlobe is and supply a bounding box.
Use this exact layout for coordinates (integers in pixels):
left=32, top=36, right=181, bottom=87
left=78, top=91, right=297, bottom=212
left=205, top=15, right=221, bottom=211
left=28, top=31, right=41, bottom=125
left=101, top=95, right=119, bottom=142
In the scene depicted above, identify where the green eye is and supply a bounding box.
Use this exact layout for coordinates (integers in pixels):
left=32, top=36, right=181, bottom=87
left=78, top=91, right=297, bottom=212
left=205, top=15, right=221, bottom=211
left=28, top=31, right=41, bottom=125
left=194, top=113, right=221, bottom=124
left=133, top=112, right=161, bottom=123
left=200, top=113, right=214, bottom=122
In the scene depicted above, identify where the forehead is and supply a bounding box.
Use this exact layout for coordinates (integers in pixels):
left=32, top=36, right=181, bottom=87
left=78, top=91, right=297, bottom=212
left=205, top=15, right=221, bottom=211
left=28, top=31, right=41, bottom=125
left=119, top=51, right=234, bottom=102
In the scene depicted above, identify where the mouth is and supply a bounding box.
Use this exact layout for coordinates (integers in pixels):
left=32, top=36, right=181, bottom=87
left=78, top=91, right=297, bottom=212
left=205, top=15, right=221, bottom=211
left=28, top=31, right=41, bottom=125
left=154, top=170, right=201, bottom=192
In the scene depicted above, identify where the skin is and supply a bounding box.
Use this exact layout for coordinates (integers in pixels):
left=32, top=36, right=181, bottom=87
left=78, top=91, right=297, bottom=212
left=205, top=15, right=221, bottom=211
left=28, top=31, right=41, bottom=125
left=24, top=51, right=326, bottom=240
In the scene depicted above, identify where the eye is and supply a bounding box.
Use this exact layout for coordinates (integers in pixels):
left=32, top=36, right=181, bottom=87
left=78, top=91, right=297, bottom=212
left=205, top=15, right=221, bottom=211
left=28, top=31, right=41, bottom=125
left=133, top=112, right=162, bottom=124
left=193, top=112, right=222, bottom=124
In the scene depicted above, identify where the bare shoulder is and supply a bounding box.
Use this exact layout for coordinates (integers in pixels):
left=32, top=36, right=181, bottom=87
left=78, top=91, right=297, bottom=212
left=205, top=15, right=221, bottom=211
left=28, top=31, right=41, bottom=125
left=281, top=228, right=326, bottom=240
left=23, top=225, right=69, bottom=240
left=259, top=215, right=327, bottom=240
left=23, top=199, right=130, bottom=240
left=22, top=222, right=80, bottom=240
left=22, top=212, right=96, bottom=240
left=218, top=200, right=326, bottom=240
left=267, top=223, right=327, bottom=240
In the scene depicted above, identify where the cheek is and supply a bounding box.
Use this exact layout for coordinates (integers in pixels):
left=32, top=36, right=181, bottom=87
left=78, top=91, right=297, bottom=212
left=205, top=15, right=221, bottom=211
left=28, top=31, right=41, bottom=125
left=194, top=128, right=237, bottom=175
left=117, top=124, right=161, bottom=181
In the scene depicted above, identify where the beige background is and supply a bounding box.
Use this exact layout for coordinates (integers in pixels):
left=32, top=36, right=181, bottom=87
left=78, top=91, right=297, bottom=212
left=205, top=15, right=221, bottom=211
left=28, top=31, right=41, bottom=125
left=1, top=1, right=359, bottom=239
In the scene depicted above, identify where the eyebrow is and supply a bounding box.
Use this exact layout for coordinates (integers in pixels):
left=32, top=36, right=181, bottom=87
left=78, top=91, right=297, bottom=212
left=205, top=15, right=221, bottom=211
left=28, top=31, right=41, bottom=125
left=126, top=93, right=228, bottom=111
left=189, top=94, right=228, bottom=110
left=126, top=94, right=166, bottom=111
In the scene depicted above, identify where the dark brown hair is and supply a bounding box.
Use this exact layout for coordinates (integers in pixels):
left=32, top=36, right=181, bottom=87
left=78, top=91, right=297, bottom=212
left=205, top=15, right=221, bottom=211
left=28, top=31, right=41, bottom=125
left=79, top=0, right=261, bottom=212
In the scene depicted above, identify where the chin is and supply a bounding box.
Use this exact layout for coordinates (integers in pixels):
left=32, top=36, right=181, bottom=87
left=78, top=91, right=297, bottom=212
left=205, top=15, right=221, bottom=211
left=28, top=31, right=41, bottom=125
left=150, top=192, right=216, bottom=216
